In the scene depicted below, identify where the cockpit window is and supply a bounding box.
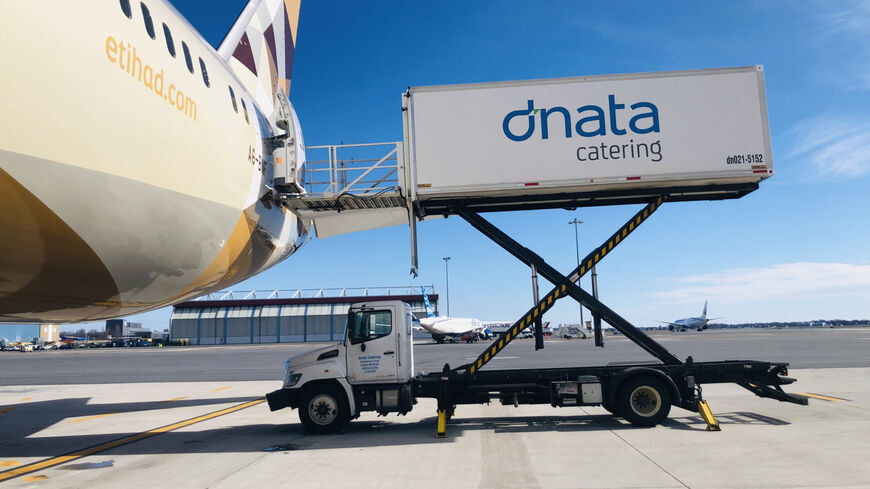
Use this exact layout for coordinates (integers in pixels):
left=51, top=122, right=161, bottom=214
left=140, top=3, right=155, bottom=40
left=162, top=23, right=176, bottom=57
left=182, top=42, right=193, bottom=73
left=199, top=58, right=210, bottom=87
left=120, top=0, right=132, bottom=18
left=228, top=86, right=238, bottom=113
left=240, top=98, right=250, bottom=124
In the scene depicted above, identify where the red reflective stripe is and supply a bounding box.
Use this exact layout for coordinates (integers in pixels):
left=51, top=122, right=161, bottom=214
left=626, top=176, right=641, bottom=181
left=524, top=182, right=539, bottom=186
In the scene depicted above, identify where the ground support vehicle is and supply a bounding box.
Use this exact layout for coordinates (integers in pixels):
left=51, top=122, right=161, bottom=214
left=267, top=196, right=808, bottom=436
left=268, top=66, right=806, bottom=435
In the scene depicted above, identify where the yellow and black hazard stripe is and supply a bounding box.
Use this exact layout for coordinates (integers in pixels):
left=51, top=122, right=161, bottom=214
left=570, top=195, right=668, bottom=281
left=467, top=195, right=668, bottom=376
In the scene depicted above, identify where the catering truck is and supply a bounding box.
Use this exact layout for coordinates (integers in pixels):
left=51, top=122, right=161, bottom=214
left=270, top=66, right=805, bottom=436
left=266, top=299, right=806, bottom=436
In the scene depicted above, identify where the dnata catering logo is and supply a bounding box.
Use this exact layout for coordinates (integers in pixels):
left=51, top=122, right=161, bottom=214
left=502, top=95, right=660, bottom=141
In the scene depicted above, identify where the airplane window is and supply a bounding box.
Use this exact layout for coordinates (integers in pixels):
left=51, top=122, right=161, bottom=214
left=140, top=3, right=155, bottom=40
left=199, top=58, right=210, bottom=87
left=240, top=98, right=250, bottom=124
left=182, top=42, right=193, bottom=73
left=228, top=86, right=238, bottom=113
left=119, top=0, right=132, bottom=18
left=162, top=23, right=176, bottom=57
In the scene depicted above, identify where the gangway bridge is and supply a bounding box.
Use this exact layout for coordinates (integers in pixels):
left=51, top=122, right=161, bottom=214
left=266, top=67, right=805, bottom=432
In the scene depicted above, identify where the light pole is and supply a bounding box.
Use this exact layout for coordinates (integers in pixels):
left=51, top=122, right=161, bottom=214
left=442, top=257, right=451, bottom=316
left=569, top=218, right=585, bottom=328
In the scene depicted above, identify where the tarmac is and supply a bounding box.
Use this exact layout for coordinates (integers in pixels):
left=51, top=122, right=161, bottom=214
left=1, top=328, right=869, bottom=488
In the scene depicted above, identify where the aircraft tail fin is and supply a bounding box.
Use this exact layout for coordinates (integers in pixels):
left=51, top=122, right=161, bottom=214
left=217, top=0, right=301, bottom=123
left=421, top=286, right=436, bottom=318
left=702, top=300, right=708, bottom=319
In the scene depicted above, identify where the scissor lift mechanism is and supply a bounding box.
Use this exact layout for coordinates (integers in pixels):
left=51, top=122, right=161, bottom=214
left=410, top=195, right=807, bottom=436
left=283, top=143, right=806, bottom=436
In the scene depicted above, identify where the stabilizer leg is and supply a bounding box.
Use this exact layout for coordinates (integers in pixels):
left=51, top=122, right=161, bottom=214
left=697, top=400, right=721, bottom=431
left=436, top=409, right=448, bottom=438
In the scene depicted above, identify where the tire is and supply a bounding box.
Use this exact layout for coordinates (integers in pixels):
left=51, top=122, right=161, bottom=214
left=602, top=401, right=620, bottom=416
left=616, top=375, right=672, bottom=427
left=298, top=384, right=350, bottom=434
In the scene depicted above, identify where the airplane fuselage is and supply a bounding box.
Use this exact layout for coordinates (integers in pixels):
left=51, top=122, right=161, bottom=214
left=419, top=316, right=483, bottom=336
left=0, top=2, right=307, bottom=322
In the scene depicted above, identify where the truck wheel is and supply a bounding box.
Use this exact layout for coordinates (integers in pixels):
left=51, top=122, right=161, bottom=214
left=617, top=376, right=671, bottom=427
left=602, top=401, right=620, bottom=416
left=298, top=384, right=350, bottom=434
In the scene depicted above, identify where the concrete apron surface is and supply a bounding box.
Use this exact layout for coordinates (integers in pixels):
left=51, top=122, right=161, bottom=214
left=0, top=368, right=868, bottom=489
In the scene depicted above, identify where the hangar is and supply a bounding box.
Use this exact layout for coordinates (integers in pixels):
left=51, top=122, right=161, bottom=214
left=170, top=286, right=438, bottom=345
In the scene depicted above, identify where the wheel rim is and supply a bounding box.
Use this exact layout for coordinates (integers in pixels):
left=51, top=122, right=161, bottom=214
left=308, top=394, right=338, bottom=425
left=629, top=385, right=661, bottom=417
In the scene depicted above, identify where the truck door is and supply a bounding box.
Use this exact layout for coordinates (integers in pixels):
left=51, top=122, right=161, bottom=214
left=345, top=307, right=399, bottom=384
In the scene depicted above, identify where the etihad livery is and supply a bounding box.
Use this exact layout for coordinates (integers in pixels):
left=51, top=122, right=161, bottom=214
left=0, top=0, right=308, bottom=322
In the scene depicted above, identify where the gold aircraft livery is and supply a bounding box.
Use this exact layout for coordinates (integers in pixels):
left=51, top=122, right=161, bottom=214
left=0, top=0, right=308, bottom=322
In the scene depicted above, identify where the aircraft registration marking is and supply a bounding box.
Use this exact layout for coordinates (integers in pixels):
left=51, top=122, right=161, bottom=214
left=0, top=399, right=264, bottom=482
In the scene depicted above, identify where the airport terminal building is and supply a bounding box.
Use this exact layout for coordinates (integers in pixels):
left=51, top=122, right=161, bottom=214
left=170, top=286, right=438, bottom=345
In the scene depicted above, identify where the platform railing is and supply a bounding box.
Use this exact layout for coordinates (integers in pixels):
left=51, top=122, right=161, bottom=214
left=301, top=142, right=403, bottom=198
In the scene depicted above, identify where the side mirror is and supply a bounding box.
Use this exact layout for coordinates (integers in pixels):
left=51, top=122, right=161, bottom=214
left=361, top=342, right=366, bottom=352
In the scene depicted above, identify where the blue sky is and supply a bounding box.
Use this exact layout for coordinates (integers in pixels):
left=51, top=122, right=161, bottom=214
left=80, top=1, right=870, bottom=331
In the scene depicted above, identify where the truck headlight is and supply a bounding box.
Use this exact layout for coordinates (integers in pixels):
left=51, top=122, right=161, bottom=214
left=283, top=360, right=291, bottom=381
left=287, top=373, right=302, bottom=387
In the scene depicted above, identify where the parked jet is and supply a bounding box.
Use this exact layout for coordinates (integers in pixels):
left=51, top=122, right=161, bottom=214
left=60, top=334, right=89, bottom=342
left=0, top=0, right=306, bottom=323
left=418, top=288, right=489, bottom=343
left=660, top=301, right=722, bottom=332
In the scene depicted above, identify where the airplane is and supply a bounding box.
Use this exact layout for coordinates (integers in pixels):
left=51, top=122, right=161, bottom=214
left=660, top=301, right=722, bottom=332
left=417, top=287, right=490, bottom=343
left=0, top=1, right=308, bottom=323
left=60, top=334, right=89, bottom=342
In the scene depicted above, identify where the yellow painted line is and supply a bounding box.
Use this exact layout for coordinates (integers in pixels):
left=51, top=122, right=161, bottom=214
left=796, top=392, right=849, bottom=402
left=211, top=386, right=232, bottom=392
left=0, top=406, right=14, bottom=415
left=0, top=461, right=20, bottom=468
left=23, top=475, right=48, bottom=482
left=68, top=413, right=116, bottom=424
left=0, top=399, right=264, bottom=482
left=160, top=396, right=189, bottom=403
left=21, top=398, right=31, bottom=401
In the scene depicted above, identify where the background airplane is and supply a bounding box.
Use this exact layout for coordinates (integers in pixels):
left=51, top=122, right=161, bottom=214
left=660, top=301, right=722, bottom=332
left=418, top=287, right=490, bottom=343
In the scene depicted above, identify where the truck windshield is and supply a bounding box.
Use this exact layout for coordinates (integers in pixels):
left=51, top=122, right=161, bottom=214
left=347, top=310, right=392, bottom=345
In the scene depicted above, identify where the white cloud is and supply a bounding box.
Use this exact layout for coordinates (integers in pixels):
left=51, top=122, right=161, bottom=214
left=648, top=262, right=870, bottom=304
left=810, top=0, right=870, bottom=91
left=786, top=114, right=870, bottom=178
left=814, top=0, right=870, bottom=40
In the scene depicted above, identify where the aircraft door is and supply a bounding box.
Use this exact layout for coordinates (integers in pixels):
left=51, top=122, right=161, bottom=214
left=345, top=307, right=399, bottom=384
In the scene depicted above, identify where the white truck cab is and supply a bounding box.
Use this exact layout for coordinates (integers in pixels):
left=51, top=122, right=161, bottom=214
left=266, top=301, right=416, bottom=433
